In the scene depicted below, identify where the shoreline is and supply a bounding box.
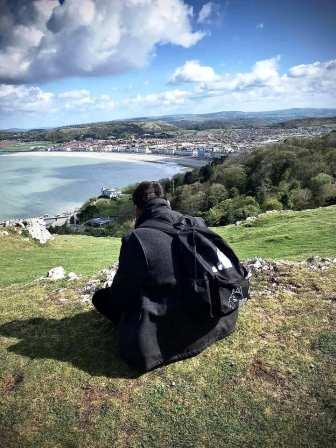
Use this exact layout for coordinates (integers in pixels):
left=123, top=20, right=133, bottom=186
left=0, top=150, right=208, bottom=222
left=2, top=150, right=208, bottom=168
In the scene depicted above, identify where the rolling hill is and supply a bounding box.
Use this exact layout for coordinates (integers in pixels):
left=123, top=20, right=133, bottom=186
left=0, top=206, right=335, bottom=447
left=1, top=108, right=336, bottom=141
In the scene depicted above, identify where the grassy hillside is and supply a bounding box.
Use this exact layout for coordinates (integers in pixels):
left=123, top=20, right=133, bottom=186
left=215, top=206, right=336, bottom=260
left=0, top=120, right=179, bottom=143
left=0, top=206, right=335, bottom=447
left=0, top=141, right=51, bottom=153
left=1, top=206, right=336, bottom=287
left=0, top=234, right=121, bottom=286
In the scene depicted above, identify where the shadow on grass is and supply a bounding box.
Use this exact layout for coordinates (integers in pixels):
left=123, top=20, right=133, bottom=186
left=0, top=311, right=142, bottom=379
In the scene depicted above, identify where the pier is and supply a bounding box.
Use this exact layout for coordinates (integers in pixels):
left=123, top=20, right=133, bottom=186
left=0, top=209, right=80, bottom=228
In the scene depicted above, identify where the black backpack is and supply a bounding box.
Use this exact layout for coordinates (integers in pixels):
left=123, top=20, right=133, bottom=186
left=139, top=216, right=250, bottom=320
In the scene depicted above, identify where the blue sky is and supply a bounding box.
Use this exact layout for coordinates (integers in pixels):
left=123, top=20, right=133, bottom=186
left=0, top=0, right=335, bottom=129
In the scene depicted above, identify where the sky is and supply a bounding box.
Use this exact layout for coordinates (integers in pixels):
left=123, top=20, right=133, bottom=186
left=0, top=0, right=335, bottom=129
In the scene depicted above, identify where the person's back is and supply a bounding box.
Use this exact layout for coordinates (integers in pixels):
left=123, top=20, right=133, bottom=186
left=92, top=181, right=239, bottom=372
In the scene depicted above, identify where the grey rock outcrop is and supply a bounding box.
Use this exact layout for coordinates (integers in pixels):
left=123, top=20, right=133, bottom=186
left=80, top=265, right=117, bottom=304
left=25, top=218, right=54, bottom=244
left=1, top=217, right=53, bottom=244
left=244, top=256, right=336, bottom=273
left=67, top=272, right=79, bottom=281
left=48, top=266, right=66, bottom=280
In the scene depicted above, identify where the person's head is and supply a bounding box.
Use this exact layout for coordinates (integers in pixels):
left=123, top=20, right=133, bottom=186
left=132, top=181, right=165, bottom=218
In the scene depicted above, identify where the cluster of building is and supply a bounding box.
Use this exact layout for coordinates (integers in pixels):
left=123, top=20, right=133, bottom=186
left=219, top=126, right=332, bottom=151
left=38, top=125, right=333, bottom=159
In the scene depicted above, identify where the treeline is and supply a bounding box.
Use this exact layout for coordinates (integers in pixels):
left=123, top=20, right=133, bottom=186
left=162, top=131, right=336, bottom=225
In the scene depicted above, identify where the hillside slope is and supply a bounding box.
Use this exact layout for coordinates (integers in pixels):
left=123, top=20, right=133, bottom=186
left=1, top=206, right=336, bottom=286
left=0, top=207, right=335, bottom=447
left=215, top=206, right=336, bottom=260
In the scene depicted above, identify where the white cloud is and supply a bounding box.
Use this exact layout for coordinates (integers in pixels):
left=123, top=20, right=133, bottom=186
left=288, top=60, right=336, bottom=78
left=256, top=23, right=264, bottom=29
left=197, top=2, right=213, bottom=24
left=169, top=60, right=220, bottom=84
left=0, top=0, right=205, bottom=83
left=0, top=85, right=115, bottom=116
left=170, top=56, right=336, bottom=110
left=124, top=89, right=191, bottom=108
left=171, top=56, right=281, bottom=91
left=222, top=56, right=280, bottom=91
left=0, top=84, right=188, bottom=118
left=56, top=89, right=116, bottom=111
left=0, top=84, right=55, bottom=113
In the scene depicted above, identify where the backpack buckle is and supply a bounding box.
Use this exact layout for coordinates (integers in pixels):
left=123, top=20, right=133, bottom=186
left=173, top=217, right=193, bottom=231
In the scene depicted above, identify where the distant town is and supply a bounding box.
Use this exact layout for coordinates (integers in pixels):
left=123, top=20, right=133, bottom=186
left=1, top=124, right=333, bottom=160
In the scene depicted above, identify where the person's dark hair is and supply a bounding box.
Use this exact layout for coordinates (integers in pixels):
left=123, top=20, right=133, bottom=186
left=132, top=181, right=165, bottom=209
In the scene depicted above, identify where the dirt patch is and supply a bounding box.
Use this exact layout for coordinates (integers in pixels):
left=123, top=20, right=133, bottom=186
left=1, top=372, right=24, bottom=395
left=79, top=384, right=110, bottom=429
left=249, top=359, right=287, bottom=389
left=78, top=380, right=139, bottom=429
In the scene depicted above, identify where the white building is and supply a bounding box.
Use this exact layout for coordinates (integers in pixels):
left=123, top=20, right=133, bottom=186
left=101, top=186, right=121, bottom=199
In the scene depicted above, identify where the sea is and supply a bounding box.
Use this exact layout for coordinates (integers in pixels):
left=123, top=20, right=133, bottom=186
left=0, top=152, right=184, bottom=220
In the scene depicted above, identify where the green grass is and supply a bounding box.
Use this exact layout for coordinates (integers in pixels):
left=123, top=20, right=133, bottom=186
left=214, top=205, right=336, bottom=260
left=0, top=141, right=51, bottom=153
left=0, top=206, right=335, bottom=446
left=0, top=234, right=121, bottom=286
left=0, top=263, right=335, bottom=447
left=1, top=205, right=335, bottom=286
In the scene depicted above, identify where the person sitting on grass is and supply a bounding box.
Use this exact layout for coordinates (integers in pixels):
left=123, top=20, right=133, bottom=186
left=92, top=181, right=248, bottom=372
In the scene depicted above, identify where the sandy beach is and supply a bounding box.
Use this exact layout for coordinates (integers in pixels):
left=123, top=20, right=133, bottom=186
left=6, top=150, right=207, bottom=168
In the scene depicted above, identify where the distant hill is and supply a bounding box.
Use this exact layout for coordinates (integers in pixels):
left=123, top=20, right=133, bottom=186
left=1, top=128, right=27, bottom=132
left=1, top=108, right=336, bottom=142
left=0, top=120, right=179, bottom=143
left=273, top=116, right=336, bottom=129
left=137, top=108, right=336, bottom=126
left=149, top=108, right=336, bottom=130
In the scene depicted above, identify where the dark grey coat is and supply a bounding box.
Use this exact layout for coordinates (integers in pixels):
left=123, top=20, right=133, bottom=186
left=92, top=198, right=238, bottom=371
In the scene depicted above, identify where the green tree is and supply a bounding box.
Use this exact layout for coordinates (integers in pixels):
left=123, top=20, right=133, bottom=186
left=78, top=203, right=100, bottom=222
left=262, top=196, right=283, bottom=211
left=173, top=173, right=185, bottom=188
left=207, top=183, right=228, bottom=208
left=206, top=195, right=260, bottom=225
left=310, top=173, right=334, bottom=206
left=289, top=188, right=312, bottom=210
left=213, top=165, right=247, bottom=192
left=172, top=183, right=207, bottom=215
left=183, top=170, right=199, bottom=185
left=199, top=164, right=214, bottom=182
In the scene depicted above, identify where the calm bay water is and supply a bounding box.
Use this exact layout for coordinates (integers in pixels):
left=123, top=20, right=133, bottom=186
left=0, top=152, right=183, bottom=220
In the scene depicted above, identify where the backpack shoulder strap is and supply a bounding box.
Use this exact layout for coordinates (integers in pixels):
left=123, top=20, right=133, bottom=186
left=138, top=218, right=244, bottom=274
left=137, top=219, right=180, bottom=236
